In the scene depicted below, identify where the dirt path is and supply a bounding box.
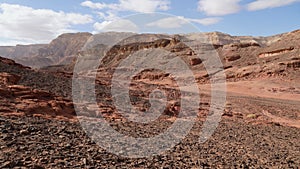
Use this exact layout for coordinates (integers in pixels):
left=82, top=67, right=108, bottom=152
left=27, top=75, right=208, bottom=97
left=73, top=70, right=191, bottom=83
left=198, top=78, right=300, bottom=102
left=262, top=110, right=300, bottom=128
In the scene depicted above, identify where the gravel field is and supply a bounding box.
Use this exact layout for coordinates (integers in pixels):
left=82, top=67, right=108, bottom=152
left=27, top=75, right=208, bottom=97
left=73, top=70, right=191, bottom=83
left=1, top=115, right=299, bottom=168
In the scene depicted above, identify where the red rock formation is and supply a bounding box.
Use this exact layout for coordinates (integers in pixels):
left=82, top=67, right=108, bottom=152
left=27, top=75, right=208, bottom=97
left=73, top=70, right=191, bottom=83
left=0, top=72, right=75, bottom=118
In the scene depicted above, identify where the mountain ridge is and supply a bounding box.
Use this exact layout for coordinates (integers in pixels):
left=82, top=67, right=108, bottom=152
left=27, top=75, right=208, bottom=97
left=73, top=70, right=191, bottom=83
left=0, top=29, right=298, bottom=68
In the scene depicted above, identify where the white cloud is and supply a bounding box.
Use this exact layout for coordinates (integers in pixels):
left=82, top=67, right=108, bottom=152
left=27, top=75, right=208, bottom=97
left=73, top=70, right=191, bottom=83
left=188, top=17, right=222, bottom=26
left=198, top=0, right=241, bottom=16
left=81, top=0, right=170, bottom=13
left=146, top=16, right=188, bottom=29
left=81, top=1, right=113, bottom=10
left=146, top=16, right=221, bottom=29
left=82, top=0, right=170, bottom=33
left=93, top=21, right=112, bottom=32
left=0, top=3, right=93, bottom=45
left=97, top=11, right=120, bottom=21
left=247, top=0, right=300, bottom=11
left=117, top=0, right=170, bottom=12
left=93, top=19, right=139, bottom=33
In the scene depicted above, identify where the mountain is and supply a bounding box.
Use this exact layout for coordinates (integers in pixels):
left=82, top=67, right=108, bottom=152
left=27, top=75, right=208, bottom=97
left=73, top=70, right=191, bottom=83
left=0, top=30, right=298, bottom=70
left=0, top=44, right=47, bottom=59
left=0, top=33, right=92, bottom=68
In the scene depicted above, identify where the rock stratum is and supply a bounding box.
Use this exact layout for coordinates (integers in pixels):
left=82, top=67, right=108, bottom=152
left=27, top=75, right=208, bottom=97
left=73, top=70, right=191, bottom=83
left=0, top=30, right=299, bottom=168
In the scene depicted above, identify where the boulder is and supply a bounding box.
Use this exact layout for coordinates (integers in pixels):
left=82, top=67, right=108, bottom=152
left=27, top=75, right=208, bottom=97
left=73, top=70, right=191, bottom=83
left=190, top=58, right=202, bottom=66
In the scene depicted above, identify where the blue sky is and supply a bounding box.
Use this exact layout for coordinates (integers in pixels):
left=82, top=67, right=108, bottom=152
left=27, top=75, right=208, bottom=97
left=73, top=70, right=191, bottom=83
left=0, top=0, right=299, bottom=45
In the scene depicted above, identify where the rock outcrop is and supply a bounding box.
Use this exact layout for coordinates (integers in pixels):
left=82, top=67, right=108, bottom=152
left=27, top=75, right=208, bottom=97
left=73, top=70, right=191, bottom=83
left=0, top=57, right=75, bottom=118
left=0, top=56, right=30, bottom=69
left=0, top=73, right=75, bottom=118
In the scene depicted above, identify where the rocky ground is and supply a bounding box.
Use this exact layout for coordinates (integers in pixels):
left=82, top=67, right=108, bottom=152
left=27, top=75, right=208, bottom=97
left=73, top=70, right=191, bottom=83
left=0, top=60, right=299, bottom=168
left=0, top=115, right=299, bottom=168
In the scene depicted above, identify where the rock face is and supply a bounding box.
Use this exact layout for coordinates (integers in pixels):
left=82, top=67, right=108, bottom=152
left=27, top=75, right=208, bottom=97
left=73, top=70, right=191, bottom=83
left=36, top=33, right=92, bottom=65
left=74, top=30, right=299, bottom=80
left=259, top=47, right=294, bottom=58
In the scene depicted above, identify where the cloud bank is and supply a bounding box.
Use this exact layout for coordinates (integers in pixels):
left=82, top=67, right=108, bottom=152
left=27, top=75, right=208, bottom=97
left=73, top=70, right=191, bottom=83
left=0, top=3, right=93, bottom=45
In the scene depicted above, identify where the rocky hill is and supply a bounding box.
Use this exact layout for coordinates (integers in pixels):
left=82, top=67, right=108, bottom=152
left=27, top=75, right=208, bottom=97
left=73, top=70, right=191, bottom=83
left=64, top=29, right=299, bottom=84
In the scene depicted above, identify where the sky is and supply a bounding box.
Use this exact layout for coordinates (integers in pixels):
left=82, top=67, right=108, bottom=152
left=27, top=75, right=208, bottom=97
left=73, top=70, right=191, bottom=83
left=0, top=0, right=299, bottom=45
